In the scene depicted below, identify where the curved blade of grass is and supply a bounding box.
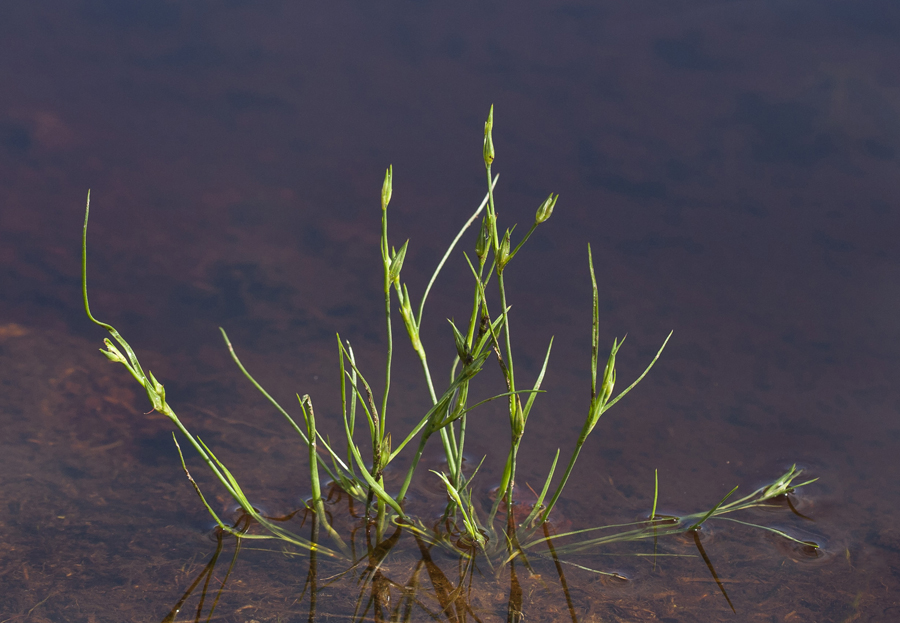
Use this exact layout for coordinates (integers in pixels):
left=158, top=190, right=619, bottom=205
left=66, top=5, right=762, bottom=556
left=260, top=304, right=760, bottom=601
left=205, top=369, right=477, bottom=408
left=601, top=330, right=673, bottom=413
left=715, top=517, right=820, bottom=548
left=336, top=335, right=353, bottom=477
left=83, top=192, right=147, bottom=384
left=686, top=485, right=739, bottom=532
left=522, top=518, right=664, bottom=550
left=530, top=551, right=629, bottom=581
left=522, top=337, right=553, bottom=424
left=221, top=329, right=348, bottom=489
left=520, top=448, right=560, bottom=529
left=462, top=454, right=486, bottom=490
left=173, top=434, right=229, bottom=532
left=588, top=245, right=599, bottom=398
left=219, top=329, right=306, bottom=442
left=417, top=174, right=498, bottom=328
left=337, top=340, right=383, bottom=442
left=545, top=526, right=683, bottom=556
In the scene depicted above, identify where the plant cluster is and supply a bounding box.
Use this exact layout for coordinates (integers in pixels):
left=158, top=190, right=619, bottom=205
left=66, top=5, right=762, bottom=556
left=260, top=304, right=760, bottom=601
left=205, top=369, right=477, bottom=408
left=83, top=107, right=818, bottom=618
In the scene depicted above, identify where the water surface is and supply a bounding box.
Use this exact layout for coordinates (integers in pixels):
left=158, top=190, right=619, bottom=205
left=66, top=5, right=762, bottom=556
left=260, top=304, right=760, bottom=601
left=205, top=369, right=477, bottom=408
left=2, top=1, right=899, bottom=620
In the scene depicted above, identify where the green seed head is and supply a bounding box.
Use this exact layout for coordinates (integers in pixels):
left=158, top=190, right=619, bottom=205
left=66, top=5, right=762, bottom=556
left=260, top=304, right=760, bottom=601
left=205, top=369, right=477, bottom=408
left=101, top=338, right=126, bottom=364
left=535, top=193, right=558, bottom=224
left=483, top=105, right=495, bottom=167
left=448, top=319, right=469, bottom=362
left=388, top=240, right=408, bottom=285
left=498, top=229, right=511, bottom=270
left=512, top=400, right=525, bottom=440
left=475, top=215, right=490, bottom=261
left=381, top=165, right=393, bottom=210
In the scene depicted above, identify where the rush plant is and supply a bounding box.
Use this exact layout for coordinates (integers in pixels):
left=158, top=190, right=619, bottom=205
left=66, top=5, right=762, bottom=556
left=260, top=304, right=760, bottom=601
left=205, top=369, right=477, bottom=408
left=82, top=107, right=818, bottom=617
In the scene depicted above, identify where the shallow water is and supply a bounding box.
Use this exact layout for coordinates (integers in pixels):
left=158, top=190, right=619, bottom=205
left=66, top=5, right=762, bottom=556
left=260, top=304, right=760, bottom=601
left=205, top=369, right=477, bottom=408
left=2, top=1, right=900, bottom=621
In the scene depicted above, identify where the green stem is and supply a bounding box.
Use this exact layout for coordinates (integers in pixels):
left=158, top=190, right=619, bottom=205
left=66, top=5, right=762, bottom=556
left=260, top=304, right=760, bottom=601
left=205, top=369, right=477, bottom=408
left=396, top=426, right=433, bottom=503
left=381, top=204, right=392, bottom=445
left=412, top=343, right=458, bottom=479
left=506, top=441, right=520, bottom=510
left=299, top=395, right=349, bottom=555
left=220, top=328, right=341, bottom=485
left=540, top=429, right=589, bottom=524
left=416, top=175, right=497, bottom=328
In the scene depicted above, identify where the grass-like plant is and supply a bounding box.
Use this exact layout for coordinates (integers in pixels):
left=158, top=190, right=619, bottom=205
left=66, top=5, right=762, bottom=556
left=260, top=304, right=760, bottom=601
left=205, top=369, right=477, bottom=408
left=83, top=107, right=819, bottom=617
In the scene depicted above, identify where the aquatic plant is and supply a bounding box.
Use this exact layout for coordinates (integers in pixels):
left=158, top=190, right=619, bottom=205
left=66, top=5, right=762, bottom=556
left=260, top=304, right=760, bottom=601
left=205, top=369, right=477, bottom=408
left=83, top=106, right=819, bottom=618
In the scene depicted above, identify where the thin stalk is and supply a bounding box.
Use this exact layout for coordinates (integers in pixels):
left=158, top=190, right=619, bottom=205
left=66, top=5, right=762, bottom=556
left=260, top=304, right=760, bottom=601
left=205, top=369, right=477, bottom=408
left=451, top=390, right=467, bottom=492
left=299, top=395, right=349, bottom=555
left=85, top=198, right=245, bottom=506
left=380, top=180, right=393, bottom=444
left=219, top=329, right=307, bottom=444
left=483, top=162, right=524, bottom=516
left=488, top=452, right=514, bottom=526
left=412, top=340, right=458, bottom=479
left=539, top=420, right=590, bottom=525
left=416, top=175, right=497, bottom=328
left=686, top=486, right=739, bottom=532
left=449, top=254, right=488, bottom=490
left=393, top=352, right=491, bottom=502
left=338, top=337, right=358, bottom=481
left=396, top=424, right=436, bottom=504
left=520, top=448, right=560, bottom=529
left=391, top=279, right=459, bottom=480
left=486, top=166, right=517, bottom=394
left=387, top=178, right=497, bottom=493
left=219, top=329, right=341, bottom=486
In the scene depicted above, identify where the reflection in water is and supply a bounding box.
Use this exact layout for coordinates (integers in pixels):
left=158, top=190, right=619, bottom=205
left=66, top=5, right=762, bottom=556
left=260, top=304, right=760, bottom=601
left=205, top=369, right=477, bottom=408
left=162, top=514, right=250, bottom=623
left=691, top=530, right=734, bottom=614
left=162, top=477, right=818, bottom=622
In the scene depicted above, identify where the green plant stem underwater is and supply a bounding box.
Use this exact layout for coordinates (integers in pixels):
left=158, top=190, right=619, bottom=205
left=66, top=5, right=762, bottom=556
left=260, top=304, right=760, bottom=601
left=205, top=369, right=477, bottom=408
left=82, top=106, right=820, bottom=616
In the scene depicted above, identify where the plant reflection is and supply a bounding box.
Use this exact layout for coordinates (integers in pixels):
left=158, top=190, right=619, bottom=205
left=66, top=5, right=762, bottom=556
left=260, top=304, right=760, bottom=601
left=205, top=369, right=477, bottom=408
left=161, top=513, right=251, bottom=623
left=163, top=478, right=818, bottom=622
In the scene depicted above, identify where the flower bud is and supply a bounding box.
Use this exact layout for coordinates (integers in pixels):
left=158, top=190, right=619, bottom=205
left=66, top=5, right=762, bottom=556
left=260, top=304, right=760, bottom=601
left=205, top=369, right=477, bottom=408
left=535, top=193, right=558, bottom=224
left=389, top=240, right=408, bottom=285
left=381, top=433, right=392, bottom=466
left=145, top=370, right=167, bottom=413
left=598, top=342, right=617, bottom=405
left=475, top=215, right=490, bottom=261
left=381, top=165, right=393, bottom=210
left=102, top=338, right=127, bottom=364
left=483, top=105, right=495, bottom=167
left=511, top=400, right=525, bottom=441
left=497, top=229, right=511, bottom=271
left=448, top=319, right=469, bottom=363
left=399, top=284, right=421, bottom=351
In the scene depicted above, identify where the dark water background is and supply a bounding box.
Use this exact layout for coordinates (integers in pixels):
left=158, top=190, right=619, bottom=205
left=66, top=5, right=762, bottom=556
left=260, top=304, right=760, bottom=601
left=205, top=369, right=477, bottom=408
left=2, top=1, right=900, bottom=621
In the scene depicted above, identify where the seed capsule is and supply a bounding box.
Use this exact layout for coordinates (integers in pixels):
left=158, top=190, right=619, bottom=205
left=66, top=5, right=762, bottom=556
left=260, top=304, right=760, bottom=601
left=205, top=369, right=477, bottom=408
left=483, top=105, right=495, bottom=167
left=535, top=193, right=558, bottom=224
